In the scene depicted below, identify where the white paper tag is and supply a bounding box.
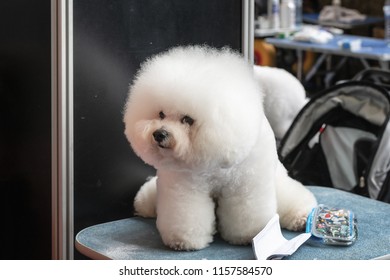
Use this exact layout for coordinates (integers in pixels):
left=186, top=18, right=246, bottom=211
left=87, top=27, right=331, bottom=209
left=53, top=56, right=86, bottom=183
left=252, top=214, right=311, bottom=260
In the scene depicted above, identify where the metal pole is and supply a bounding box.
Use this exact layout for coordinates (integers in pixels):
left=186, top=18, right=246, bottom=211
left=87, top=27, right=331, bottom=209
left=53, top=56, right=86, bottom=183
left=51, top=0, right=74, bottom=260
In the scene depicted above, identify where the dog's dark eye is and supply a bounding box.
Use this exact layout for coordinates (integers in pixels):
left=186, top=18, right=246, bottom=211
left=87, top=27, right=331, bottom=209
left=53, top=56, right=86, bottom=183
left=181, top=115, right=194, bottom=126
left=159, top=111, right=165, bottom=120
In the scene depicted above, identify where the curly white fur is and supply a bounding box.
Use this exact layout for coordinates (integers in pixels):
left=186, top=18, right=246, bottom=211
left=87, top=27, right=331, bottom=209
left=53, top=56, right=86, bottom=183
left=253, top=65, right=308, bottom=140
left=123, top=46, right=317, bottom=251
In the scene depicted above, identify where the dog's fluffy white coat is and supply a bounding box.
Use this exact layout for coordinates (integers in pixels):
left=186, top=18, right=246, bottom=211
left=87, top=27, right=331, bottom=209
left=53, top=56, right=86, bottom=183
left=253, top=65, right=308, bottom=140
left=124, top=46, right=317, bottom=250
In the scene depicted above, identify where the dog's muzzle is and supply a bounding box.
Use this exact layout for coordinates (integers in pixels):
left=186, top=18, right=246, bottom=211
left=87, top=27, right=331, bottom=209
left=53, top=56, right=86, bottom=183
left=153, top=128, right=170, bottom=148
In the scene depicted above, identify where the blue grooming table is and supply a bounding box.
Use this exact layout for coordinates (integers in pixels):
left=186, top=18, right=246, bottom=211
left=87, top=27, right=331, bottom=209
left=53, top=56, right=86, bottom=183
left=75, top=186, right=390, bottom=260
left=302, top=13, right=384, bottom=30
left=266, top=34, right=390, bottom=83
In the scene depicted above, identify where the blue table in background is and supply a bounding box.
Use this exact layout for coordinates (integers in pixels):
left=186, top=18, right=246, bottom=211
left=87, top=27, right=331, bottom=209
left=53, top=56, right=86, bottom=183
left=75, top=186, right=390, bottom=260
left=302, top=13, right=384, bottom=30
left=266, top=34, right=390, bottom=83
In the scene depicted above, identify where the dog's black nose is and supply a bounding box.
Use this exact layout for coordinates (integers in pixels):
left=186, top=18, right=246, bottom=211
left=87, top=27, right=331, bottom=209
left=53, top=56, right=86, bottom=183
left=153, top=129, right=169, bottom=143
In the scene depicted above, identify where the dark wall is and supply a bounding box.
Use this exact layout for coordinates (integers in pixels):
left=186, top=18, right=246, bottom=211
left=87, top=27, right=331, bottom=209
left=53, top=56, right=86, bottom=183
left=0, top=1, right=52, bottom=259
left=73, top=0, right=243, bottom=259
left=0, top=0, right=245, bottom=259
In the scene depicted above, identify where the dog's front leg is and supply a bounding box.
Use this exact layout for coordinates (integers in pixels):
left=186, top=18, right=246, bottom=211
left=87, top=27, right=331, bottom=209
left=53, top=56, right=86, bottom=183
left=217, top=185, right=277, bottom=245
left=156, top=175, right=216, bottom=251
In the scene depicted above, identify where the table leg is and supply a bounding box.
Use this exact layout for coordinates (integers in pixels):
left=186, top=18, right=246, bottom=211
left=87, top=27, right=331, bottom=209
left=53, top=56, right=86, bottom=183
left=296, top=49, right=303, bottom=81
left=359, top=58, right=370, bottom=69
left=305, top=53, right=328, bottom=83
left=379, top=61, right=389, bottom=70
left=324, top=57, right=347, bottom=87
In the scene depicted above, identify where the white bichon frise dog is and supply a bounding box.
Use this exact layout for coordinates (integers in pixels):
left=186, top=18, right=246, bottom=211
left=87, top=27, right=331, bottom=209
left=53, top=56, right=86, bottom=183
left=253, top=65, right=308, bottom=140
left=123, top=46, right=317, bottom=251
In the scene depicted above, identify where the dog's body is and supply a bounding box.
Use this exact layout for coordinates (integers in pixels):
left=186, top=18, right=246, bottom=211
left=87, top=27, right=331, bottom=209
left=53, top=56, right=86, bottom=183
left=123, top=46, right=317, bottom=250
left=253, top=65, right=308, bottom=140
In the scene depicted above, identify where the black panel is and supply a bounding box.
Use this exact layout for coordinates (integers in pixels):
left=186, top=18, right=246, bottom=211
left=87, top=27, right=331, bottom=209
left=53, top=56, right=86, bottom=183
left=0, top=1, right=52, bottom=259
left=73, top=0, right=243, bottom=259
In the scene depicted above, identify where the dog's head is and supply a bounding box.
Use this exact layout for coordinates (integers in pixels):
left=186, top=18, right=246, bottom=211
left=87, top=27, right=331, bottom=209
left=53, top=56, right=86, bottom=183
left=123, top=46, right=264, bottom=172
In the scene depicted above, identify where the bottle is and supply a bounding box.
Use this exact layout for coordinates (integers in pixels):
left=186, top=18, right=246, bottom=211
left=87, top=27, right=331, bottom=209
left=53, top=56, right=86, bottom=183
left=384, top=0, right=390, bottom=41
left=294, top=0, right=302, bottom=28
left=332, top=0, right=341, bottom=22
left=268, top=0, right=280, bottom=29
left=280, top=0, right=296, bottom=29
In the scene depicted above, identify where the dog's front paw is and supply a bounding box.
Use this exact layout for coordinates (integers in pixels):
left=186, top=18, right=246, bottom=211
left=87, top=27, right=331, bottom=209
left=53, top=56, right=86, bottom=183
left=221, top=234, right=253, bottom=246
left=133, top=177, right=157, bottom=218
left=163, top=233, right=213, bottom=251
left=280, top=210, right=308, bottom=231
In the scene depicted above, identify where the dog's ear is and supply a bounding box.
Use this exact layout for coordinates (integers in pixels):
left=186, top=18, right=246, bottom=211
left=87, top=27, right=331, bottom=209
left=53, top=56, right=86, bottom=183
left=191, top=116, right=261, bottom=170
